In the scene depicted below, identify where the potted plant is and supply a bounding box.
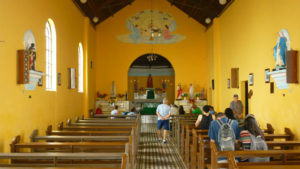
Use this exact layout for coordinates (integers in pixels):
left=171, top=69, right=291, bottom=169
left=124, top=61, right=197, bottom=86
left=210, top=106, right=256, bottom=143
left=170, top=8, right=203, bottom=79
left=195, top=93, right=201, bottom=100
left=182, top=93, right=188, bottom=100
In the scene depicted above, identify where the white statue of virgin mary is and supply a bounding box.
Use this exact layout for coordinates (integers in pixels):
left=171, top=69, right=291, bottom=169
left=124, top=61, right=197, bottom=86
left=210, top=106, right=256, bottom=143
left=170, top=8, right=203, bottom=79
left=111, top=81, right=116, bottom=98
left=189, top=84, right=194, bottom=99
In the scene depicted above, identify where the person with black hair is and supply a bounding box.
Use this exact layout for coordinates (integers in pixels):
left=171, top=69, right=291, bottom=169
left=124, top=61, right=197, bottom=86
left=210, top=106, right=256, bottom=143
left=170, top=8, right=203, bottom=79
left=225, top=108, right=236, bottom=120
left=178, top=105, right=185, bottom=115
left=239, top=114, right=269, bottom=162
left=195, top=105, right=215, bottom=130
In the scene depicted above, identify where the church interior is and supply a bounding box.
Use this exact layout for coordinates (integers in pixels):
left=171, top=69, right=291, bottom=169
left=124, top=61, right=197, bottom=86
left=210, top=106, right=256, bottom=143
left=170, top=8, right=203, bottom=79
left=1, top=0, right=300, bottom=168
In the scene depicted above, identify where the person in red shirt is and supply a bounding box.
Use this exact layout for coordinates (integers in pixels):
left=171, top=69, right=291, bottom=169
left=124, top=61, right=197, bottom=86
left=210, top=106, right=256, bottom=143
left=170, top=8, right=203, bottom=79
left=95, top=105, right=103, bottom=115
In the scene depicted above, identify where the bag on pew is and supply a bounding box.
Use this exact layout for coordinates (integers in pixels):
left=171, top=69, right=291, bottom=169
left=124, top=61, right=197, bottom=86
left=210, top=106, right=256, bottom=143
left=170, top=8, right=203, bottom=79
left=217, top=119, right=235, bottom=151
left=249, top=133, right=270, bottom=162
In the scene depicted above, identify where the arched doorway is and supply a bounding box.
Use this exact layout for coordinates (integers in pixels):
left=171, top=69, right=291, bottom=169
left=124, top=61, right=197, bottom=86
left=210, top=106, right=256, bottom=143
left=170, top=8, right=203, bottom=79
left=128, top=53, right=175, bottom=114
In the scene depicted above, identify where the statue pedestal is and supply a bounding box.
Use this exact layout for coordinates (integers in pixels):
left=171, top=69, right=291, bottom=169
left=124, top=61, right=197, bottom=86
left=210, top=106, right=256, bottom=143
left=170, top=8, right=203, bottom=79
left=268, top=69, right=289, bottom=89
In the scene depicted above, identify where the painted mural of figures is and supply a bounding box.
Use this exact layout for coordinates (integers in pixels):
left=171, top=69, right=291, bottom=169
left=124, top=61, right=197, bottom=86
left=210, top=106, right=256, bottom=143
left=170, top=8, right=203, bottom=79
left=111, top=81, right=116, bottom=98
left=273, top=29, right=290, bottom=70
left=130, top=25, right=140, bottom=43
left=147, top=74, right=153, bottom=88
left=189, top=84, right=194, bottom=99
left=163, top=25, right=172, bottom=40
left=177, top=84, right=182, bottom=99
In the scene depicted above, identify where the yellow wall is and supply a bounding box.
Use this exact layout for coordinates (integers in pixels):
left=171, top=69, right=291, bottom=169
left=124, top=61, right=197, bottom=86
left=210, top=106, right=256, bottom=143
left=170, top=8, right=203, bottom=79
left=207, top=0, right=300, bottom=138
left=95, top=0, right=208, bottom=98
left=0, top=0, right=96, bottom=152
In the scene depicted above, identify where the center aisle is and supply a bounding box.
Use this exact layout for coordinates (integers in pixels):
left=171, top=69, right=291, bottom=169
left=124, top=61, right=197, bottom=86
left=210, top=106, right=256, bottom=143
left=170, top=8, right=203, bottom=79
left=136, top=123, right=187, bottom=169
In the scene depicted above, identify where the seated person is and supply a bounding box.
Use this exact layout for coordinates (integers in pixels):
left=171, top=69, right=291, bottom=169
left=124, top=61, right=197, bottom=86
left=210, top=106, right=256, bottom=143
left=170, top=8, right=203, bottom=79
left=225, top=108, right=235, bottom=120
left=208, top=112, right=240, bottom=163
left=170, top=104, right=179, bottom=116
left=190, top=103, right=202, bottom=115
left=110, top=105, right=119, bottom=119
left=95, top=105, right=103, bottom=115
left=209, top=106, right=215, bottom=115
left=239, top=114, right=269, bottom=162
left=127, top=107, right=137, bottom=119
left=178, top=105, right=185, bottom=115
left=195, top=105, right=215, bottom=130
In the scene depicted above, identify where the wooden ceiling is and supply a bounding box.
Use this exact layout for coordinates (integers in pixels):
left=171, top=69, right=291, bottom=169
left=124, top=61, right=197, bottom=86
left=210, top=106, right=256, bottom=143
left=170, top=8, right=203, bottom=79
left=168, top=0, right=233, bottom=27
left=72, top=0, right=134, bottom=25
left=72, top=0, right=233, bottom=27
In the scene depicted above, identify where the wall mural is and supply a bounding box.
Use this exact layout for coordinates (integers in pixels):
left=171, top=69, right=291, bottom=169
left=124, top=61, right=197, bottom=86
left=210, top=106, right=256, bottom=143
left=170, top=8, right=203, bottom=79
left=117, top=10, right=186, bottom=44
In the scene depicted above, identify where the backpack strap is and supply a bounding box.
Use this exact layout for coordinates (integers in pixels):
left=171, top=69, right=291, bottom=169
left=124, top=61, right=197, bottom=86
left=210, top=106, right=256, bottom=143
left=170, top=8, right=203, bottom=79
left=228, top=119, right=233, bottom=126
left=216, top=119, right=223, bottom=127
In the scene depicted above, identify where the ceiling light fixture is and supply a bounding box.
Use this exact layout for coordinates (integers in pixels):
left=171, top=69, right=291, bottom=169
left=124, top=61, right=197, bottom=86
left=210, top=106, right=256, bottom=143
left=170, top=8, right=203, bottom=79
left=147, top=53, right=157, bottom=62
left=205, top=18, right=211, bottom=24
left=219, top=0, right=227, bottom=5
left=93, top=17, right=99, bottom=23
left=80, top=0, right=87, bottom=4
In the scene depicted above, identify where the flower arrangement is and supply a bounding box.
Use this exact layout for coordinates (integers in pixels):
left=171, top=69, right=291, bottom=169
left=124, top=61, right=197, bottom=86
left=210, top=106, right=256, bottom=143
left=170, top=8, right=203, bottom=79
left=139, top=87, right=145, bottom=93
left=117, top=94, right=125, bottom=99
left=97, top=92, right=107, bottom=99
left=155, top=88, right=162, bottom=93
left=195, top=93, right=201, bottom=97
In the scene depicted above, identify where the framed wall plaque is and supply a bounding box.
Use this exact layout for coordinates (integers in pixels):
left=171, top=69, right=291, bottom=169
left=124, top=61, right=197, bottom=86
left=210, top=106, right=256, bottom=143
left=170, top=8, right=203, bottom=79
left=265, top=69, right=270, bottom=83
left=231, top=68, right=239, bottom=88
left=249, top=73, right=254, bottom=86
left=227, top=79, right=230, bottom=89
left=57, top=73, right=61, bottom=86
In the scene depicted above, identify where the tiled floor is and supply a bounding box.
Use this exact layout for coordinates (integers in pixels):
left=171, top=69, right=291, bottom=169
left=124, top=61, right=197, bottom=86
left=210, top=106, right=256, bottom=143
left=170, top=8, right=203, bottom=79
left=136, top=123, right=187, bottom=169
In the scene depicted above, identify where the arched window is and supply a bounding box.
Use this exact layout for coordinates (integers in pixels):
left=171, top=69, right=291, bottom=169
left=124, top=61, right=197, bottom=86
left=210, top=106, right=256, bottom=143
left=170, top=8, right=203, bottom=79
left=45, top=18, right=57, bottom=91
left=78, top=43, right=84, bottom=93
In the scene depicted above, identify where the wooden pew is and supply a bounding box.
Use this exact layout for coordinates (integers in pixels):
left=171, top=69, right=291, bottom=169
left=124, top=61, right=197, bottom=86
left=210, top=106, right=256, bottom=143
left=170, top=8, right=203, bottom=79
left=265, top=128, right=294, bottom=141
left=170, top=114, right=198, bottom=141
left=179, top=120, right=197, bottom=156
left=67, top=119, right=136, bottom=126
left=192, top=127, right=294, bottom=169
left=172, top=116, right=197, bottom=149
left=11, top=135, right=129, bottom=153
left=74, top=118, right=137, bottom=124
left=58, top=122, right=133, bottom=131
left=184, top=126, right=208, bottom=168
left=11, top=135, right=133, bottom=168
left=46, top=125, right=132, bottom=136
left=46, top=125, right=138, bottom=167
left=0, top=152, right=128, bottom=168
left=71, top=117, right=140, bottom=162
left=218, top=144, right=300, bottom=169
left=31, top=129, right=130, bottom=142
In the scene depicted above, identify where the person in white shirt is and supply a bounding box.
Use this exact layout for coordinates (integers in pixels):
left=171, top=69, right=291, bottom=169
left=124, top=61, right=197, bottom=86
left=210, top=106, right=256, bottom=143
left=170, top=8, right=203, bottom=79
left=111, top=105, right=119, bottom=119
left=156, top=99, right=171, bottom=143
left=127, top=107, right=137, bottom=119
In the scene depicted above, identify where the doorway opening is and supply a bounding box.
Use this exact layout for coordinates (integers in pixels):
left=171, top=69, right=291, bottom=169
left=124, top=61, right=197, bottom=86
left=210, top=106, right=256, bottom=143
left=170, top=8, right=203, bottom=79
left=127, top=53, right=175, bottom=115
left=240, top=81, right=249, bottom=117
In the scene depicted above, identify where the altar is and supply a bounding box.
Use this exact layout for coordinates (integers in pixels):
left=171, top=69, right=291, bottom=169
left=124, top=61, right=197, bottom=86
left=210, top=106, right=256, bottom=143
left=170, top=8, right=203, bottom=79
left=133, top=88, right=165, bottom=115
